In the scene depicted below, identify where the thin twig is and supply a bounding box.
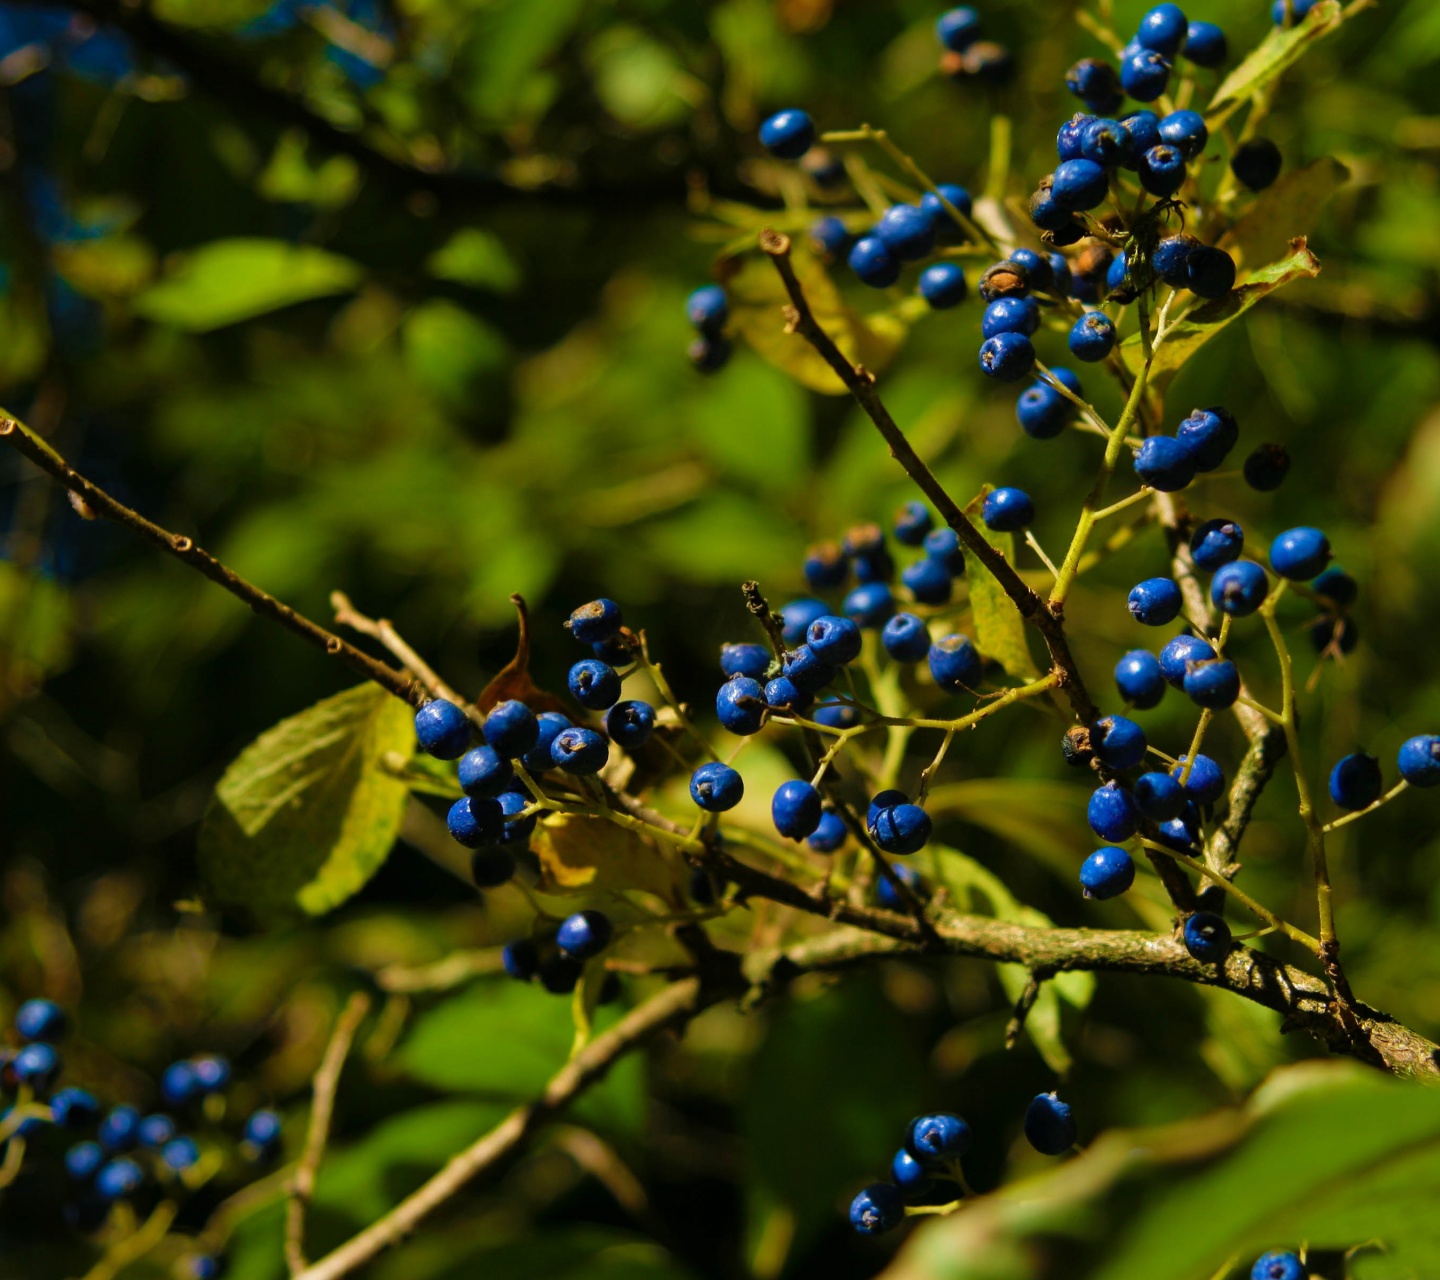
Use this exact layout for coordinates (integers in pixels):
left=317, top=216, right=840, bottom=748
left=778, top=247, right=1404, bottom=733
left=331, top=592, right=468, bottom=708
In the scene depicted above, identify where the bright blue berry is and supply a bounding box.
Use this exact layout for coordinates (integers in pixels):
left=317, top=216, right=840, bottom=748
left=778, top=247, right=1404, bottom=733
left=1173, top=754, right=1226, bottom=806
left=1079, top=117, right=1129, bottom=168
left=499, top=791, right=537, bottom=846
left=813, top=698, right=861, bottom=729
left=414, top=699, right=470, bottom=759
left=1211, top=560, right=1269, bottom=615
left=1128, top=577, right=1182, bottom=626
left=447, top=795, right=503, bottom=848
left=13, top=1041, right=59, bottom=1090
left=567, top=598, right=622, bottom=645
left=66, top=1140, right=103, bottom=1181
left=716, top=676, right=766, bottom=734
left=1159, top=633, right=1215, bottom=686
left=162, top=1135, right=201, bottom=1171
left=605, top=700, right=655, bottom=749
left=802, top=542, right=848, bottom=591
left=190, top=1255, right=227, bottom=1280
left=981, top=487, right=1034, bottom=532
left=783, top=644, right=837, bottom=693
left=917, top=262, right=967, bottom=309
left=850, top=1182, right=905, bottom=1235
left=844, top=581, right=896, bottom=628
left=99, top=1104, right=141, bottom=1152
left=876, top=203, right=936, bottom=261
left=1079, top=846, right=1135, bottom=899
left=1329, top=752, right=1382, bottom=810
left=522, top=712, right=572, bottom=775
left=806, top=615, right=862, bottom=665
left=780, top=597, right=829, bottom=646
left=1176, top=407, right=1238, bottom=472
left=1106, top=250, right=1139, bottom=304
left=902, top=555, right=954, bottom=605
left=871, top=803, right=932, bottom=855
left=1139, top=143, right=1186, bottom=195
left=483, top=700, right=539, bottom=758
left=1271, top=0, right=1317, bottom=25
left=807, top=810, right=848, bottom=853
left=1184, top=659, right=1241, bottom=709
left=1153, top=234, right=1199, bottom=285
left=772, top=780, right=823, bottom=840
left=1120, top=110, right=1161, bottom=167
left=894, top=502, right=933, bottom=547
left=1137, top=4, right=1188, bottom=55
left=568, top=659, right=621, bottom=710
left=1158, top=108, right=1207, bottom=158
left=920, top=184, right=974, bottom=243
left=550, top=726, right=609, bottom=775
left=459, top=746, right=511, bottom=798
left=1115, top=650, right=1165, bottom=709
left=557, top=909, right=612, bottom=960
left=1157, top=805, right=1201, bottom=851
left=470, top=847, right=516, bottom=888
left=979, top=332, right=1035, bottom=382
left=1050, top=158, right=1109, bottom=211
left=50, top=1087, right=99, bottom=1127
left=867, top=790, right=908, bottom=830
left=1008, top=248, right=1053, bottom=293
left=849, top=235, right=900, bottom=288
left=1190, top=518, right=1244, bottom=571
left=15, top=998, right=66, bottom=1043
left=502, top=939, right=539, bottom=980
left=923, top=526, right=967, bottom=575
left=96, top=1156, right=145, bottom=1201
left=758, top=109, right=814, bottom=159
left=138, top=1113, right=176, bottom=1149
left=1057, top=113, right=1092, bottom=161
left=1232, top=137, right=1282, bottom=191
left=161, top=1060, right=200, bottom=1107
left=1092, top=714, right=1147, bottom=768
left=243, top=1109, right=282, bottom=1155
left=882, top=613, right=931, bottom=663
left=1398, top=735, right=1440, bottom=788
left=1184, top=20, right=1227, bottom=66
left=765, top=675, right=810, bottom=713
left=907, top=1112, right=971, bottom=1161
left=686, top=285, right=727, bottom=336
left=982, top=296, right=1040, bottom=338
left=1186, top=245, right=1236, bottom=298
left=1121, top=47, right=1170, bottom=101
left=891, top=1147, right=934, bottom=1196
left=935, top=6, right=981, bottom=50
left=1183, top=911, right=1232, bottom=962
left=1024, top=1093, right=1076, bottom=1154
left=1017, top=372, right=1081, bottom=439
left=1270, top=527, right=1331, bottom=580
left=1089, top=781, right=1139, bottom=842
left=1069, top=311, right=1116, bottom=362
left=929, top=634, right=982, bottom=692
left=1134, top=435, right=1196, bottom=492
left=1251, top=1253, right=1305, bottom=1280
left=1134, top=770, right=1186, bottom=820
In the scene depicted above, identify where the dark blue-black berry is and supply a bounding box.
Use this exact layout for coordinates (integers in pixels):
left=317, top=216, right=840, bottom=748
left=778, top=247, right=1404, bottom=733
left=415, top=699, right=471, bottom=759
left=1024, top=1092, right=1076, bottom=1154
left=849, top=1182, right=905, bottom=1234
left=1183, top=911, right=1231, bottom=962
left=1329, top=752, right=1382, bottom=810
left=1244, top=443, right=1290, bottom=491
left=1186, top=245, right=1237, bottom=299
left=605, top=700, right=656, bottom=749
left=1139, top=143, right=1186, bottom=196
left=772, top=780, right=823, bottom=840
left=1079, top=846, right=1135, bottom=899
left=1128, top=577, right=1182, bottom=626
left=893, top=501, right=933, bottom=547
left=1232, top=137, right=1282, bottom=190
left=1115, top=650, right=1165, bottom=709
left=758, top=109, right=814, bottom=159
left=557, top=909, right=613, bottom=960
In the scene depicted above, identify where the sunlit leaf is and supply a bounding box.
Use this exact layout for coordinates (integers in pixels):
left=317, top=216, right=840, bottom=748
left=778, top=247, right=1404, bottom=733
left=426, top=228, right=522, bottom=294
left=531, top=811, right=683, bottom=900
left=1222, top=157, right=1350, bottom=275
left=959, top=488, right=1041, bottom=679
left=1207, top=1, right=1346, bottom=127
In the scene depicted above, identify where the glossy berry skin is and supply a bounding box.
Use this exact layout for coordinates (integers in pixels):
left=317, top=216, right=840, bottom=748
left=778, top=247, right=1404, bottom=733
left=1119, top=110, right=1161, bottom=166
left=567, top=598, right=622, bottom=645
left=894, top=502, right=933, bottom=547
left=568, top=659, right=621, bottom=710
left=1270, top=527, right=1331, bottom=580
left=981, top=487, right=1034, bottom=532
left=1017, top=382, right=1075, bottom=439
left=447, top=795, right=503, bottom=848
left=686, top=286, right=727, bottom=336
left=813, top=698, right=861, bottom=730
left=243, top=1109, right=282, bottom=1154
left=66, top=1140, right=104, bottom=1181
left=1128, top=577, right=1182, bottom=626
left=138, top=1113, right=177, bottom=1149
left=1070, top=311, right=1116, bottom=362
left=806, top=810, right=848, bottom=853
left=414, top=699, right=471, bottom=760
left=1312, top=567, right=1357, bottom=608
left=1115, top=650, right=1165, bottom=709
left=1008, top=248, right=1053, bottom=293
left=935, top=6, right=981, bottom=50
left=1232, top=137, right=1282, bottom=190
left=51, top=1087, right=100, bottom=1127
left=982, top=296, right=1040, bottom=338
left=557, top=909, right=613, bottom=960
left=1211, top=560, right=1269, bottom=616
left=1134, top=771, right=1187, bottom=821
left=497, top=791, right=537, bottom=845
left=1159, top=633, right=1216, bottom=687
left=807, top=615, right=862, bottom=665
left=783, top=644, right=836, bottom=694
left=871, top=803, right=932, bottom=855
left=1092, top=714, right=1148, bottom=769
left=1158, top=109, right=1208, bottom=158
left=876, top=203, right=935, bottom=261
left=551, top=727, right=609, bottom=775
left=1025, top=1093, right=1076, bottom=1155
left=1398, top=735, right=1440, bottom=788
left=802, top=542, right=847, bottom=591
left=1080, top=117, right=1129, bottom=167
left=1080, top=846, right=1135, bottom=899
left=1056, top=113, right=1092, bottom=161
left=1157, top=806, right=1202, bottom=852
left=605, top=701, right=655, bottom=749
left=844, top=582, right=896, bottom=628
left=484, top=701, right=539, bottom=758
left=1184, top=20, right=1227, bottom=66
left=1184, top=659, right=1241, bottom=709
left=901, top=557, right=952, bottom=607
left=96, top=1157, right=145, bottom=1201
left=849, top=1182, right=905, bottom=1235
left=1153, top=234, right=1199, bottom=285
left=1186, top=246, right=1237, bottom=299
left=765, top=676, right=810, bottom=714
left=162, top=1136, right=201, bottom=1172
left=1176, top=411, right=1237, bottom=475
left=1272, top=0, right=1317, bottom=25
left=716, top=676, right=766, bottom=735
left=929, top=634, right=983, bottom=692
left=1089, top=782, right=1139, bottom=842
left=1251, top=1254, right=1305, bottom=1280
left=1066, top=59, right=1121, bottom=109
left=883, top=613, right=931, bottom=663
left=1050, top=158, right=1109, bottom=211
left=924, top=527, right=967, bottom=575
left=849, top=236, right=900, bottom=288
left=891, top=1147, right=935, bottom=1196
left=1137, top=3, right=1188, bottom=56
left=502, top=939, right=539, bottom=980
left=1329, top=752, right=1382, bottom=810
left=758, top=109, right=814, bottom=159
left=772, top=780, right=823, bottom=840
left=1106, top=252, right=1138, bottom=304
left=13, top=1041, right=59, bottom=1090
left=918, top=262, right=967, bottom=309
left=1139, top=143, right=1186, bottom=196
left=1244, top=443, right=1291, bottom=491
left=780, top=597, right=830, bottom=646
left=1134, top=436, right=1196, bottom=492
left=908, top=1112, right=971, bottom=1161
left=1173, top=754, right=1226, bottom=806
left=979, top=332, right=1035, bottom=382
left=1184, top=911, right=1232, bottom=962
left=921, top=185, right=975, bottom=242
left=458, top=746, right=511, bottom=799
left=522, top=712, right=572, bottom=775
left=1190, top=518, right=1244, bottom=571
left=868, top=790, right=909, bottom=829
left=1121, top=47, right=1171, bottom=102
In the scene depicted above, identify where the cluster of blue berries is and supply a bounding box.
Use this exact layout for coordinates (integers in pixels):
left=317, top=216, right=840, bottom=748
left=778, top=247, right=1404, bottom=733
left=933, top=7, right=1014, bottom=87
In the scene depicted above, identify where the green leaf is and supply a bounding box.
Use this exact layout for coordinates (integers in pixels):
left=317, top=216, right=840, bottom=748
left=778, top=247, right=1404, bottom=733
left=0, top=561, right=74, bottom=704
left=688, top=354, right=810, bottom=495
left=402, top=300, right=508, bottom=406
left=959, top=489, right=1041, bottom=679
left=925, top=779, right=1089, bottom=881
left=1222, top=156, right=1350, bottom=274
left=134, top=238, right=365, bottom=331
left=1206, top=1, right=1346, bottom=127
left=426, top=228, right=522, bottom=295
left=197, top=684, right=414, bottom=920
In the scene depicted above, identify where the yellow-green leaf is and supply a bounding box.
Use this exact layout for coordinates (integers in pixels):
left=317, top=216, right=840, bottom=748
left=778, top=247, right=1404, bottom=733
left=1206, top=1, right=1345, bottom=128
left=1221, top=156, right=1350, bottom=275
left=531, top=811, right=681, bottom=900
left=959, top=489, right=1041, bottom=678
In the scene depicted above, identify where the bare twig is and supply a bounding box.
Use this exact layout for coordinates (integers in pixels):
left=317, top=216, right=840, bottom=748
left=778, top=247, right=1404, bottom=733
left=331, top=592, right=467, bottom=709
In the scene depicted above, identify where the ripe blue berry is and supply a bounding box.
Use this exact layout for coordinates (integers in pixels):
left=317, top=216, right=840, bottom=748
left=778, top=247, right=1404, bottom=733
left=497, top=790, right=536, bottom=844
left=1173, top=754, right=1226, bottom=806
left=876, top=203, right=936, bottom=261
left=190, top=1256, right=226, bottom=1280
left=808, top=810, right=848, bottom=853
left=502, top=939, right=539, bottom=980
left=806, top=615, right=862, bottom=665
left=1158, top=108, right=1207, bottom=158
left=1024, top=1092, right=1076, bottom=1155
left=1211, top=560, right=1269, bottom=615
left=447, top=795, right=503, bottom=848
left=783, top=644, right=837, bottom=694
left=1134, top=770, right=1186, bottom=820
left=484, top=700, right=539, bottom=758
left=1137, top=4, right=1188, bottom=56
left=765, top=675, right=810, bottom=714
left=810, top=215, right=852, bottom=262
left=1244, top=443, right=1290, bottom=491
left=871, top=803, right=932, bottom=855
left=161, top=1061, right=200, bottom=1107
left=814, top=698, right=861, bottom=729
left=1183, top=911, right=1232, bottom=962
left=1092, top=714, right=1147, bottom=769
left=1069, top=311, right=1116, bottom=362
left=1398, top=735, right=1440, bottom=788
left=1186, top=245, right=1237, bottom=299
left=1119, top=110, right=1161, bottom=166
left=1159, top=633, right=1215, bottom=686
left=844, top=581, right=897, bottom=628
left=138, top=1113, right=177, bottom=1149
left=193, top=1054, right=230, bottom=1093
left=982, top=296, right=1040, bottom=338
left=689, top=336, right=732, bottom=373
left=99, top=1105, right=141, bottom=1152
left=979, top=332, right=1035, bottom=382
left=846, top=520, right=887, bottom=558
left=1184, top=20, right=1227, bottom=66
left=883, top=613, right=931, bottom=663
left=13, top=1041, right=59, bottom=1090
left=568, top=658, right=621, bottom=710
left=1106, top=251, right=1139, bottom=304
left=1329, top=752, right=1382, bottom=810
left=802, top=542, right=848, bottom=590
left=868, top=789, right=908, bottom=828
left=1057, top=113, right=1092, bottom=161
left=551, top=726, right=609, bottom=775
left=96, top=1156, right=145, bottom=1201
left=1139, top=142, right=1186, bottom=195
left=243, top=1109, right=282, bottom=1157
left=781, top=597, right=829, bottom=645
left=850, top=1182, right=905, bottom=1234
left=567, top=598, right=623, bottom=645
left=923, top=527, right=967, bottom=574
left=876, top=862, right=924, bottom=909
left=414, top=699, right=471, bottom=759
left=522, top=712, right=572, bottom=775
left=1080, top=846, right=1135, bottom=898
left=51, top=1087, right=100, bottom=1127
left=1272, top=0, right=1317, bottom=25
left=605, top=700, right=655, bottom=749
left=918, top=262, right=967, bottom=309
left=758, top=109, right=814, bottom=159
left=891, top=506, right=932, bottom=553
left=162, top=1135, right=201, bottom=1171
left=1153, top=234, right=1199, bottom=285
left=891, top=1147, right=935, bottom=1196
left=1128, top=576, right=1183, bottom=626
left=1029, top=183, right=1076, bottom=234
left=66, top=1140, right=104, bottom=1181
left=1017, top=378, right=1078, bottom=439
left=1176, top=407, right=1238, bottom=472
left=920, top=184, right=975, bottom=242
left=557, top=909, right=613, bottom=960
left=1157, top=805, right=1202, bottom=851
left=1080, top=117, right=1129, bottom=167
left=686, top=285, right=727, bottom=336
left=1251, top=1253, right=1305, bottom=1280
left=1115, top=650, right=1165, bottom=709
left=459, top=746, right=511, bottom=798
left=15, top=998, right=66, bottom=1043
left=981, top=487, right=1034, bottom=532
left=1121, top=47, right=1170, bottom=102
left=849, top=235, right=900, bottom=288
left=1134, top=436, right=1196, bottom=492
left=1232, top=137, right=1282, bottom=190
left=1066, top=60, right=1122, bottom=112
left=1051, top=158, right=1109, bottom=211
left=1270, top=527, right=1331, bottom=580
left=929, top=634, right=982, bottom=692
left=1008, top=248, right=1053, bottom=293
left=1089, top=781, right=1139, bottom=842
left=716, top=677, right=767, bottom=735
left=1190, top=518, right=1244, bottom=571
left=1184, top=658, right=1241, bottom=709
left=908, top=1112, right=971, bottom=1161
left=773, top=780, right=823, bottom=840
left=935, top=6, right=981, bottom=50
left=902, top=555, right=954, bottom=606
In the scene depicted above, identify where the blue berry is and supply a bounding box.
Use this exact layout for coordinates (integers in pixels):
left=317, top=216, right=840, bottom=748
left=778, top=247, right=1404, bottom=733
left=891, top=1147, right=935, bottom=1196
left=1190, top=518, right=1244, bottom=571
left=1139, top=143, right=1186, bottom=196
left=551, top=727, right=609, bottom=775
left=484, top=700, right=539, bottom=758
left=876, top=203, right=936, bottom=261
left=908, top=1112, right=971, bottom=1161
left=783, top=644, right=837, bottom=693
left=1079, top=117, right=1129, bottom=168
left=780, top=597, right=829, bottom=645
left=923, top=526, right=967, bottom=575
left=876, top=862, right=924, bottom=909
left=807, top=810, right=848, bottom=853
left=1088, top=782, right=1139, bottom=842
left=1398, top=735, right=1440, bottom=788
left=190, top=1256, right=227, bottom=1280
left=471, top=847, right=516, bottom=887
left=1051, top=158, right=1109, bottom=211
left=1158, top=108, right=1208, bottom=158
left=1119, top=110, right=1161, bottom=167
left=99, top=1105, right=141, bottom=1152
left=918, top=262, right=967, bottom=309
left=1008, top=248, right=1053, bottom=293
left=1106, top=251, right=1139, bottom=304
left=138, top=1113, right=177, bottom=1149
left=1159, top=633, right=1215, bottom=686
left=806, top=615, right=862, bottom=665
left=414, top=699, right=471, bottom=759
left=604, top=700, right=655, bottom=749
left=716, top=676, right=766, bottom=734
left=851, top=549, right=894, bottom=584
left=1092, top=714, right=1147, bottom=769
left=1024, top=1092, right=1076, bottom=1154
left=1121, top=47, right=1170, bottom=101
left=1184, top=658, right=1241, bottom=709
left=96, top=1156, right=145, bottom=1201
left=765, top=675, right=810, bottom=714
left=502, top=939, right=539, bottom=980
left=1244, top=443, right=1290, bottom=491
left=920, top=184, right=975, bottom=242
left=459, top=746, right=511, bottom=798
left=935, top=6, right=981, bottom=50
left=1270, top=527, right=1331, bottom=580
left=1184, top=20, right=1227, bottom=66
left=844, top=521, right=886, bottom=557
left=522, top=712, right=573, bottom=775
left=15, top=998, right=66, bottom=1042
left=981, top=487, right=1034, bottom=532
left=814, top=698, right=861, bottom=729
left=850, top=1182, right=905, bottom=1235
left=1135, top=436, right=1196, bottom=492
left=1183, top=911, right=1232, bottom=962
left=243, top=1109, right=282, bottom=1154
left=802, top=542, right=848, bottom=590
left=162, top=1135, right=201, bottom=1171
left=1173, top=754, right=1226, bottom=806
left=844, top=582, right=896, bottom=628
left=871, top=803, right=932, bottom=855
left=1272, top=0, right=1317, bottom=25
left=1057, top=113, right=1092, bottom=161
left=1251, top=1254, right=1305, bottom=1280
left=772, top=780, right=823, bottom=840
left=1134, top=770, right=1186, bottom=820
left=1029, top=183, right=1076, bottom=234
left=982, top=296, right=1040, bottom=338
left=1115, top=650, right=1165, bottom=709
left=568, top=658, right=621, bottom=710
left=1016, top=377, right=1078, bottom=439
left=689, top=336, right=731, bottom=373
left=1186, top=245, right=1236, bottom=299
left=811, top=217, right=853, bottom=264
left=557, top=909, right=613, bottom=960
left=1153, top=233, right=1199, bottom=285
left=1176, top=406, right=1238, bottom=472
left=1211, top=559, right=1269, bottom=616
left=902, top=555, right=954, bottom=605
left=448, top=795, right=503, bottom=848
left=161, top=1060, right=200, bottom=1107
left=567, top=598, right=622, bottom=645
left=13, top=1041, right=59, bottom=1090
left=1312, top=567, right=1357, bottom=608
left=882, top=613, right=931, bottom=663
left=496, top=793, right=534, bottom=847
left=1128, top=577, right=1182, bottom=626
left=66, top=1140, right=104, bottom=1181
left=929, top=634, right=982, bottom=692
left=1329, top=752, right=1382, bottom=810
left=1137, top=3, right=1188, bottom=56
left=1232, top=138, right=1282, bottom=191
left=1079, top=846, right=1135, bottom=899
left=686, top=285, right=728, bottom=336
left=758, top=109, right=814, bottom=159
left=51, top=1087, right=100, bottom=1127
left=1157, top=805, right=1202, bottom=851
left=979, top=332, right=1035, bottom=382
left=1069, top=311, right=1116, bottom=362
left=593, top=634, right=635, bottom=667
left=849, top=236, right=900, bottom=288
left=894, top=502, right=933, bottom=547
